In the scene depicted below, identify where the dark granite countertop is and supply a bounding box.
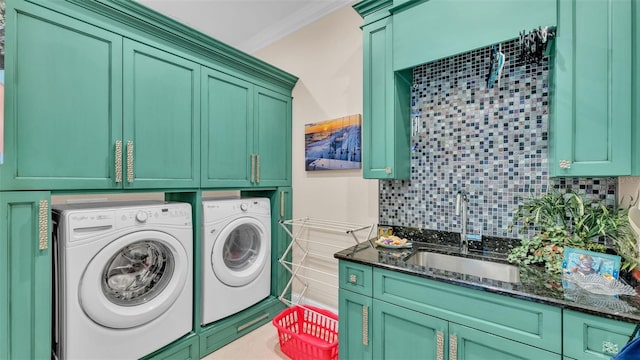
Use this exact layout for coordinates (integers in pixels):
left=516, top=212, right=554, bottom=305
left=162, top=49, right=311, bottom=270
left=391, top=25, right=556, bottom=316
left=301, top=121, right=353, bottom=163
left=334, top=228, right=640, bottom=325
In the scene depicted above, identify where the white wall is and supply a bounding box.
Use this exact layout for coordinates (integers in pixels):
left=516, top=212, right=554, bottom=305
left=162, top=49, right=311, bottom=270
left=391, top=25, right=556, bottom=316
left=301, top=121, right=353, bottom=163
left=254, top=5, right=379, bottom=311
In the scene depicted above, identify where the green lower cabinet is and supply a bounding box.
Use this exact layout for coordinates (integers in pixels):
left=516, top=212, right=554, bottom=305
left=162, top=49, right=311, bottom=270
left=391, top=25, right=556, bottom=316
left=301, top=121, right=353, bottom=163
left=563, top=309, right=637, bottom=360
left=338, top=289, right=373, bottom=360
left=140, top=333, right=199, bottom=360
left=451, top=323, right=561, bottom=360
left=372, top=299, right=447, bottom=360
left=0, top=191, right=51, bottom=360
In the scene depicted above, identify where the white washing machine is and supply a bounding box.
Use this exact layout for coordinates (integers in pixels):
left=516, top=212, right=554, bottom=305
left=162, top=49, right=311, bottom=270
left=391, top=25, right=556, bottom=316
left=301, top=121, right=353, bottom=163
left=52, top=201, right=193, bottom=360
left=201, top=198, right=271, bottom=325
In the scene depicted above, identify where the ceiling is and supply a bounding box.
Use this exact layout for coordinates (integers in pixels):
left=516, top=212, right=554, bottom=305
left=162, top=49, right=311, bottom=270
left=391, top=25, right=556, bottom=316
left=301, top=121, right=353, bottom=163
left=135, top=0, right=355, bottom=54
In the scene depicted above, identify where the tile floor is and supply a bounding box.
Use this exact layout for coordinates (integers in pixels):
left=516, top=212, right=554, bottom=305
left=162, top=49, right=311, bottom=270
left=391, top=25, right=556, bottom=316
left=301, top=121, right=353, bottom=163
left=203, top=323, right=287, bottom=360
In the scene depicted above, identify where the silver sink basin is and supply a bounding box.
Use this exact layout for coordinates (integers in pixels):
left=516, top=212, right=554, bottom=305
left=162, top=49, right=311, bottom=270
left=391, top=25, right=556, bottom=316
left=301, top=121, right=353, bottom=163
left=405, top=250, right=521, bottom=283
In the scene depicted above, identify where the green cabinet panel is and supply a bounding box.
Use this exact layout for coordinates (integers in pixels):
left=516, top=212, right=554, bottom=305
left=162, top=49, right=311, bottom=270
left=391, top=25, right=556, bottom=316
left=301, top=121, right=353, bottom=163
left=201, top=68, right=253, bottom=187
left=0, top=191, right=51, bottom=360
left=268, top=187, right=292, bottom=298
left=633, top=0, right=640, bottom=175
left=2, top=3, right=122, bottom=190
left=551, top=0, right=632, bottom=176
left=373, top=267, right=562, bottom=353
left=392, top=0, right=557, bottom=70
left=201, top=67, right=291, bottom=188
left=338, top=260, right=373, bottom=296
left=141, top=333, right=199, bottom=360
left=199, top=297, right=285, bottom=357
left=451, top=323, right=561, bottom=360
left=254, top=88, right=291, bottom=187
left=563, top=309, right=637, bottom=360
left=123, top=39, right=200, bottom=189
left=338, top=289, right=373, bottom=360
left=361, top=16, right=411, bottom=179
left=373, top=299, right=448, bottom=360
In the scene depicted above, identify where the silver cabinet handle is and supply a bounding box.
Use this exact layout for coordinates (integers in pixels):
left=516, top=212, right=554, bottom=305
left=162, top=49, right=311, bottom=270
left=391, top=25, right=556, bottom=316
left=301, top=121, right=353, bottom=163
left=250, top=154, right=256, bottom=183
left=362, top=305, right=369, bottom=346
left=115, top=140, right=122, bottom=183
left=349, top=274, right=357, bottom=284
left=437, top=331, right=444, bottom=360
left=126, top=141, right=134, bottom=183
left=385, top=166, right=392, bottom=174
left=256, top=154, right=260, bottom=183
left=38, top=200, right=49, bottom=250
left=559, top=159, right=571, bottom=169
left=449, top=334, right=457, bottom=360
left=280, top=191, right=285, bottom=218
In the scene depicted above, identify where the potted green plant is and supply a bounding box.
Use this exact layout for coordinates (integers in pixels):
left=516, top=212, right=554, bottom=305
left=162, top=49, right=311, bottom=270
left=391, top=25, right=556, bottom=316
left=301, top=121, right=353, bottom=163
left=507, top=189, right=639, bottom=275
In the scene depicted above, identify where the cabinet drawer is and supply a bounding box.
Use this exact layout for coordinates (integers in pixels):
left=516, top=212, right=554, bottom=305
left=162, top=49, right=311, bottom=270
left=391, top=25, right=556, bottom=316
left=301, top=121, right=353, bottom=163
left=339, top=261, right=372, bottom=296
left=563, top=309, right=637, bottom=360
left=373, top=268, right=562, bottom=353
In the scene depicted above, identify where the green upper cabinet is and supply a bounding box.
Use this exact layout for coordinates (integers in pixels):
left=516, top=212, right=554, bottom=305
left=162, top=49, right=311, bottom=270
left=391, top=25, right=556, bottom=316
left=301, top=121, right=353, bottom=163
left=361, top=14, right=412, bottom=179
left=392, top=0, right=557, bottom=71
left=2, top=3, right=201, bottom=190
left=201, top=67, right=291, bottom=188
left=551, top=0, right=632, bottom=177
left=123, top=39, right=200, bottom=189
left=635, top=0, right=640, bottom=175
left=1, top=3, right=123, bottom=190
left=253, top=87, right=291, bottom=186
left=201, top=68, right=253, bottom=187
left=0, top=191, right=51, bottom=360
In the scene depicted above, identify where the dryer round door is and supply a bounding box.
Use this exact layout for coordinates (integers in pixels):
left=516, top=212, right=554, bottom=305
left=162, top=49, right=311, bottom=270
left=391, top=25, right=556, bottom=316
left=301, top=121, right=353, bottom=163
left=79, top=230, right=189, bottom=329
left=211, top=217, right=269, bottom=287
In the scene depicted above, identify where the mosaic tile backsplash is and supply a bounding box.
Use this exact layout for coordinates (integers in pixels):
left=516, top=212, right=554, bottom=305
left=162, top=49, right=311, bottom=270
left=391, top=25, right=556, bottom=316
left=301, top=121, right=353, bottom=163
left=379, top=39, right=616, bottom=238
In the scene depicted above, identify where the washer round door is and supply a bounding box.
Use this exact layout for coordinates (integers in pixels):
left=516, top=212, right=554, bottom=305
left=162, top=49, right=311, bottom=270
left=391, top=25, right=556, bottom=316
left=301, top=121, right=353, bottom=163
left=211, top=217, right=269, bottom=287
left=79, top=230, right=189, bottom=329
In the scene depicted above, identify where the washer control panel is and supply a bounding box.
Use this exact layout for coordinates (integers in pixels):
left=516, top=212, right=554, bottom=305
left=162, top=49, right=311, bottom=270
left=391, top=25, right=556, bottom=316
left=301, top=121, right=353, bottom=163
left=203, top=198, right=270, bottom=220
left=59, top=203, right=192, bottom=242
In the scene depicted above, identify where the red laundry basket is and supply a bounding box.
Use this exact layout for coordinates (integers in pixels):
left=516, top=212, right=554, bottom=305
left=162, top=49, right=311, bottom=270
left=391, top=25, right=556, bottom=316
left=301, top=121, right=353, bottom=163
left=272, top=305, right=339, bottom=360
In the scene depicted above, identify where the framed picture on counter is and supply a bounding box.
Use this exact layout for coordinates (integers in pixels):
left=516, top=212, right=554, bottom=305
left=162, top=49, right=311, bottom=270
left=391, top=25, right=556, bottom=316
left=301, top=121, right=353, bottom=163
left=562, top=247, right=621, bottom=280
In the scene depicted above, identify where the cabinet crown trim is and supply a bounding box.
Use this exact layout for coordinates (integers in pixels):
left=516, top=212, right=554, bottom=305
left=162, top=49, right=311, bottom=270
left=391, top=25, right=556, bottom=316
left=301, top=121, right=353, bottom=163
left=353, top=0, right=393, bottom=18
left=58, top=0, right=299, bottom=90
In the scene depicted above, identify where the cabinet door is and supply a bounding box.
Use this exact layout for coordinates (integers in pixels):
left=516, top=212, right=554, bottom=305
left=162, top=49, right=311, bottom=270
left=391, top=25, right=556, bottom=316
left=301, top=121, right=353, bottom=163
left=372, top=299, right=448, bottom=360
left=271, top=187, right=292, bottom=298
left=451, top=323, right=561, bottom=360
left=338, top=289, right=373, bottom=360
left=0, top=191, right=51, bottom=360
left=552, top=0, right=632, bottom=176
left=201, top=67, right=253, bottom=187
left=2, top=3, right=122, bottom=190
left=563, top=309, right=637, bottom=360
left=254, top=87, right=291, bottom=186
left=362, top=17, right=411, bottom=180
left=123, top=39, right=200, bottom=189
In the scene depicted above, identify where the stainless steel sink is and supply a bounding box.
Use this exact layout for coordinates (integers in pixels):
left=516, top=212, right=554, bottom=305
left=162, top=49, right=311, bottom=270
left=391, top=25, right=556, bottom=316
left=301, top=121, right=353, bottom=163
left=405, top=250, right=521, bottom=283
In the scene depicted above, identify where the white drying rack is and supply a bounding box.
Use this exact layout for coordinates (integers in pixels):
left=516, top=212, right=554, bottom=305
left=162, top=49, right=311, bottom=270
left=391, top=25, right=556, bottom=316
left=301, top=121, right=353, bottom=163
left=277, top=218, right=375, bottom=308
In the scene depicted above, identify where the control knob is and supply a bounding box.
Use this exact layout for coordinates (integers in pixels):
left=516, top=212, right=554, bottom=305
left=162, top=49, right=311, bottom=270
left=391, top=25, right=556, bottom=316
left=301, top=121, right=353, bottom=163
left=135, top=211, right=149, bottom=223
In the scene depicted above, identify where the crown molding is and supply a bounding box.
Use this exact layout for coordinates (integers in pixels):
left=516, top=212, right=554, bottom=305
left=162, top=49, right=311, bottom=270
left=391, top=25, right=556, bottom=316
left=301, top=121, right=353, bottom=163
left=60, top=0, right=298, bottom=91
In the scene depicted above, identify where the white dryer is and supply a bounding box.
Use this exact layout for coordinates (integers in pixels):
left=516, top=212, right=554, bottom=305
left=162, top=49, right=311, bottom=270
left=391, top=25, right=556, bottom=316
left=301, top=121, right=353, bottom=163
left=52, top=201, right=193, bottom=360
left=201, top=198, right=271, bottom=325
